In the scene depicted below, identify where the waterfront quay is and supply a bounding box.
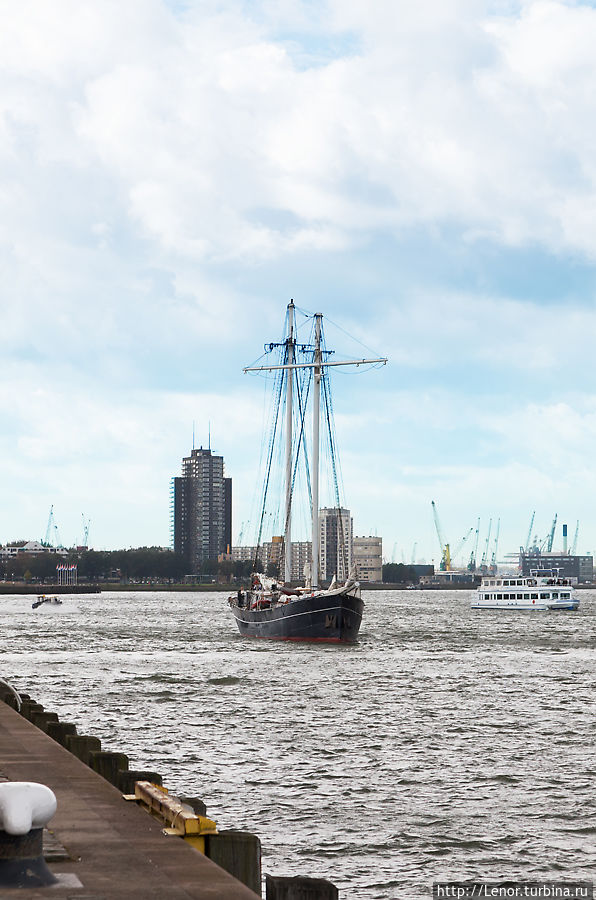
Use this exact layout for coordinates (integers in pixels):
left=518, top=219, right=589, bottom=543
left=0, top=698, right=260, bottom=899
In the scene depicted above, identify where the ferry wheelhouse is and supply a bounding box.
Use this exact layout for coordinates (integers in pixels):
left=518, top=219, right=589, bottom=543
left=472, top=569, right=579, bottom=611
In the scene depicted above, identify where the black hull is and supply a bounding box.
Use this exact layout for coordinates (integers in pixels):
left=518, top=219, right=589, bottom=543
left=230, top=591, right=364, bottom=643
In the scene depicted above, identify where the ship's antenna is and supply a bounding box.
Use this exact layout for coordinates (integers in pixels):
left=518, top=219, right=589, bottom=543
left=208, top=421, right=211, bottom=450
left=192, top=420, right=195, bottom=451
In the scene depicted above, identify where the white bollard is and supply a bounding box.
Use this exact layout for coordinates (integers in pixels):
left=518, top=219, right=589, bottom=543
left=0, top=782, right=58, bottom=887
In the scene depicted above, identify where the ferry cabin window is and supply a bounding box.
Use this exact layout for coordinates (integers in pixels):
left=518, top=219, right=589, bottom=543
left=503, top=580, right=510, bottom=585
left=531, top=593, right=538, bottom=599
left=497, top=594, right=503, bottom=599
left=561, top=592, right=570, bottom=598
left=517, top=593, right=523, bottom=599
left=540, top=593, right=549, bottom=599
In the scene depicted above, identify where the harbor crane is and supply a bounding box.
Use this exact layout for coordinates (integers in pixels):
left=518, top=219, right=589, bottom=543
left=43, top=505, right=62, bottom=549
left=431, top=501, right=473, bottom=570
left=571, top=520, right=580, bottom=556
left=524, top=511, right=535, bottom=553
left=431, top=501, right=451, bottom=570
left=539, top=513, right=558, bottom=552
left=490, top=518, right=500, bottom=574
left=468, top=518, right=480, bottom=571
left=480, top=518, right=493, bottom=572
left=80, top=514, right=91, bottom=548
left=451, top=527, right=474, bottom=567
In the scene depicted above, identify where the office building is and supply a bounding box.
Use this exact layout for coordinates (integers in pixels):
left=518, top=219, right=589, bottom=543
left=353, top=536, right=382, bottom=582
left=231, top=539, right=312, bottom=582
left=172, top=447, right=232, bottom=572
left=319, top=507, right=353, bottom=582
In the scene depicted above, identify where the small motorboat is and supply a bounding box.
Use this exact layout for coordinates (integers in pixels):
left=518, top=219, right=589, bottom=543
left=32, top=595, right=63, bottom=609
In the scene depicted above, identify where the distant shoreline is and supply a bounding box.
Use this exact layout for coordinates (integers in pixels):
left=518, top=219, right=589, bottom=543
left=1, top=581, right=592, bottom=595
left=0, top=580, right=467, bottom=594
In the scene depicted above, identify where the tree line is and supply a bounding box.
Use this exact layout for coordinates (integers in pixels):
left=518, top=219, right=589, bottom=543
left=0, top=548, right=265, bottom=584
left=1, top=550, right=419, bottom=584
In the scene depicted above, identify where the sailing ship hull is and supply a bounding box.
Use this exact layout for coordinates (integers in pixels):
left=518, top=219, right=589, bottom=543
left=230, top=591, right=364, bottom=643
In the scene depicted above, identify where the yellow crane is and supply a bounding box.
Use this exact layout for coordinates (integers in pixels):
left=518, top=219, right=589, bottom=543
left=431, top=501, right=451, bottom=571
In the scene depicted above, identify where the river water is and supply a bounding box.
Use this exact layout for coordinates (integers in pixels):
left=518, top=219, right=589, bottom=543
left=1, top=589, right=595, bottom=899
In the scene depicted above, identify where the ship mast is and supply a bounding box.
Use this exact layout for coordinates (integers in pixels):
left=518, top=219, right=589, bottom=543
left=284, top=301, right=295, bottom=583
left=244, top=304, right=387, bottom=587
left=311, top=314, right=322, bottom=588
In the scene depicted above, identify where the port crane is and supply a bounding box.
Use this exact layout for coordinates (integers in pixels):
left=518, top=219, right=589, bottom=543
left=80, top=514, right=91, bottom=548
left=451, top=528, right=474, bottom=567
left=539, top=514, right=557, bottom=552
left=571, top=520, right=579, bottom=556
left=524, top=511, right=535, bottom=553
left=43, top=505, right=62, bottom=549
left=480, top=518, right=493, bottom=572
left=490, top=518, right=500, bottom=574
left=431, top=501, right=473, bottom=570
left=468, top=518, right=480, bottom=571
left=431, top=501, right=451, bottom=570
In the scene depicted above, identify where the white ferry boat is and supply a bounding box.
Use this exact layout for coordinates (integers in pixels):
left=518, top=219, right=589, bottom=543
left=472, top=569, right=579, bottom=611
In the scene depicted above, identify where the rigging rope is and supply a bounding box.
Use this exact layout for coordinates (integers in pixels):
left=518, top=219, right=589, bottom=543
left=254, top=360, right=285, bottom=569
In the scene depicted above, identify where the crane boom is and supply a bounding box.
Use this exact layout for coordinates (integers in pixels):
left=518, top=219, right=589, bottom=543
left=481, top=518, right=493, bottom=568
left=468, top=518, right=480, bottom=571
left=571, top=520, right=579, bottom=556
left=525, top=511, right=535, bottom=553
left=490, top=518, right=501, bottom=573
left=547, top=513, right=558, bottom=552
left=452, top=528, right=474, bottom=562
left=44, top=505, right=54, bottom=546
left=431, top=501, right=451, bottom=571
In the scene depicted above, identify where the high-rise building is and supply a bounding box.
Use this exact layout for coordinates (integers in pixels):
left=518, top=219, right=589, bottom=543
left=353, top=536, right=382, bottom=582
left=319, top=507, right=353, bottom=582
left=172, top=447, right=232, bottom=572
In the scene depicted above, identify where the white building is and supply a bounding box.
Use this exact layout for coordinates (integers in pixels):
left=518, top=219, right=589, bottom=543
left=319, top=507, right=353, bottom=582
left=0, top=541, right=68, bottom=558
left=232, top=538, right=312, bottom=582
left=353, top=536, right=382, bottom=582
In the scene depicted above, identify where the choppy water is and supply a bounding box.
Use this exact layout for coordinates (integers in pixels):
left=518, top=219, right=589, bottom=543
left=1, top=589, right=595, bottom=899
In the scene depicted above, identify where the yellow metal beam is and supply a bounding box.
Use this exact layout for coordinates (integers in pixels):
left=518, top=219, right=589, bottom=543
left=134, top=781, right=217, bottom=846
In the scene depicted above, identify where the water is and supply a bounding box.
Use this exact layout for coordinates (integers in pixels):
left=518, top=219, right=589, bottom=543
left=1, top=589, right=595, bottom=899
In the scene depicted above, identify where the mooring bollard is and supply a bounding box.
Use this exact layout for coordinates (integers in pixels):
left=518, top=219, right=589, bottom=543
left=89, top=751, right=129, bottom=787
left=30, top=711, right=59, bottom=733
left=20, top=701, right=44, bottom=722
left=205, top=830, right=262, bottom=895
left=119, top=770, right=163, bottom=793
left=46, top=721, right=78, bottom=746
left=265, top=874, right=339, bottom=900
left=65, top=734, right=101, bottom=765
left=0, top=782, right=58, bottom=888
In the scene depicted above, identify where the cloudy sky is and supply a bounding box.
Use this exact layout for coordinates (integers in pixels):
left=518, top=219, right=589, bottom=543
left=3, top=0, right=596, bottom=566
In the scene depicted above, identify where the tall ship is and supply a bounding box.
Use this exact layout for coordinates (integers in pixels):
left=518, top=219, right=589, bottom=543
left=472, top=569, right=579, bottom=611
left=228, top=301, right=386, bottom=642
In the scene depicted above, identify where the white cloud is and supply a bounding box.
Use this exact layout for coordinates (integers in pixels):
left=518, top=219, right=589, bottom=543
left=4, top=0, right=596, bottom=269
left=3, top=0, right=596, bottom=553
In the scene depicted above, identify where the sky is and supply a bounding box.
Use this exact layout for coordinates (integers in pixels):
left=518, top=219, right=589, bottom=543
left=3, top=0, right=596, bottom=566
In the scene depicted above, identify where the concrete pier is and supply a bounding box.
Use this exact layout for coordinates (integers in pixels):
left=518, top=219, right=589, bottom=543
left=0, top=700, right=260, bottom=899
